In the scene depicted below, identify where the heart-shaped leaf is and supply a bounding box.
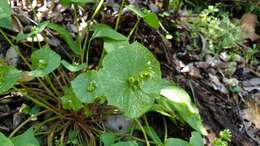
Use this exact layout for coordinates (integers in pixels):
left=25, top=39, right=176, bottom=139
left=48, top=23, right=81, bottom=55
left=71, top=70, right=98, bottom=103
left=0, top=66, right=21, bottom=94
left=92, top=24, right=128, bottom=41
left=0, top=0, right=11, bottom=29
left=160, top=86, right=207, bottom=135
left=61, top=60, right=87, bottom=72
left=111, top=141, right=138, bottom=146
left=11, top=127, right=40, bottom=146
left=100, top=132, right=116, bottom=146
left=29, top=47, right=61, bottom=77
left=61, top=87, right=83, bottom=112
left=0, top=132, right=14, bottom=146
left=143, top=10, right=160, bottom=29
left=126, top=5, right=145, bottom=17
left=189, top=131, right=203, bottom=146
left=16, top=21, right=49, bottom=42
left=164, top=138, right=190, bottom=146
left=97, top=42, right=162, bottom=118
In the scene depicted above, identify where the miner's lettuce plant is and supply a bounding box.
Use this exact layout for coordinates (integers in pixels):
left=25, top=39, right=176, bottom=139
left=0, top=1, right=207, bottom=143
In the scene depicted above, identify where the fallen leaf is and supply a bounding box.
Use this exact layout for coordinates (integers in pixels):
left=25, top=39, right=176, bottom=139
left=242, top=97, right=260, bottom=128
left=240, top=13, right=260, bottom=41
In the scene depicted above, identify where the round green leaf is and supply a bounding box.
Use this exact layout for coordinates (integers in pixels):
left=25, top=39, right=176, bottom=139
left=97, top=42, right=162, bottom=118
left=0, top=66, right=21, bottom=94
left=0, top=132, right=14, bottom=146
left=29, top=47, right=61, bottom=77
left=71, top=71, right=98, bottom=103
left=189, top=131, right=203, bottom=146
left=111, top=141, right=138, bottom=146
left=11, top=127, right=39, bottom=146
left=61, top=87, right=83, bottom=112
left=164, top=138, right=190, bottom=146
left=143, top=11, right=160, bottom=29
left=61, top=60, right=87, bottom=72
left=160, top=86, right=207, bottom=135
left=0, top=0, right=12, bottom=29
left=92, top=24, right=128, bottom=41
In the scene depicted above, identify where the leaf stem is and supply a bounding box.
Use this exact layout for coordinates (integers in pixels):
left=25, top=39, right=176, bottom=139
left=128, top=17, right=141, bottom=39
left=115, top=0, right=126, bottom=31
left=91, top=0, right=105, bottom=20
left=9, top=110, right=48, bottom=138
left=135, top=119, right=150, bottom=146
left=45, top=75, right=61, bottom=97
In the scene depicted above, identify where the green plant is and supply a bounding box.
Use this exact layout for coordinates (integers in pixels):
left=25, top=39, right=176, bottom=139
left=126, top=4, right=160, bottom=38
left=0, top=128, right=39, bottom=146
left=212, top=129, right=232, bottom=146
left=184, top=5, right=241, bottom=55
left=0, top=1, right=207, bottom=145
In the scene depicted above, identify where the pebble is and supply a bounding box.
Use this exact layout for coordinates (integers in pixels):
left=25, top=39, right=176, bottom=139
left=5, top=46, right=19, bottom=67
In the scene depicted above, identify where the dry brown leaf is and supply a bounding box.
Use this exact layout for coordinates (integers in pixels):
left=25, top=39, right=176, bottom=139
left=240, top=13, right=260, bottom=41
left=242, top=98, right=260, bottom=128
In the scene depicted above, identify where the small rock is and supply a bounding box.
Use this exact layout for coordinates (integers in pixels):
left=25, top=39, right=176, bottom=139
left=209, top=59, right=225, bottom=68
left=181, top=63, right=201, bottom=78
left=220, top=52, right=230, bottom=62
left=5, top=46, right=19, bottom=67
left=67, top=24, right=78, bottom=33
left=47, top=37, right=61, bottom=47
left=13, top=113, right=25, bottom=129
left=209, top=73, right=228, bottom=94
left=149, top=3, right=160, bottom=13
left=223, top=78, right=239, bottom=87
left=195, top=61, right=209, bottom=69
left=222, top=62, right=237, bottom=76
left=104, top=115, right=132, bottom=132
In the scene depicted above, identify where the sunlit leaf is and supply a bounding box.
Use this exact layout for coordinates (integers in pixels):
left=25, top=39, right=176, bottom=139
left=164, top=138, right=190, bottom=146
left=11, top=127, right=40, bottom=146
left=0, top=66, right=21, bottom=94
left=61, top=60, right=87, bottom=72
left=29, top=47, right=61, bottom=77
left=0, top=0, right=11, bottom=29
left=189, top=131, right=203, bottom=146
left=0, top=132, right=14, bottom=146
left=60, top=0, right=96, bottom=5
left=100, top=132, right=116, bottom=146
left=97, top=42, right=162, bottom=118
left=48, top=23, right=81, bottom=55
left=160, top=86, right=207, bottom=135
left=126, top=5, right=145, bottom=17
left=143, top=126, right=162, bottom=145
left=16, top=21, right=49, bottom=42
left=92, top=24, right=128, bottom=41
left=143, top=10, right=160, bottom=29
left=111, top=141, right=138, bottom=146
left=126, top=5, right=160, bottom=29
left=71, top=70, right=98, bottom=103
left=104, top=39, right=129, bottom=53
left=61, top=87, right=83, bottom=112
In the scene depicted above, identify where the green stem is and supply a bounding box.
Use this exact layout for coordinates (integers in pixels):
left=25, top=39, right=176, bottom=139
left=46, top=76, right=61, bottom=97
left=115, top=0, right=126, bottom=31
left=91, top=0, right=105, bottom=20
left=163, top=117, right=168, bottom=143
left=82, top=26, right=91, bottom=64
left=26, top=95, right=61, bottom=116
left=34, top=115, right=61, bottom=132
left=9, top=110, right=48, bottom=138
left=85, top=38, right=93, bottom=66
left=52, top=72, right=65, bottom=92
left=128, top=17, right=141, bottom=39
left=0, top=29, right=32, bottom=69
left=135, top=119, right=150, bottom=146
